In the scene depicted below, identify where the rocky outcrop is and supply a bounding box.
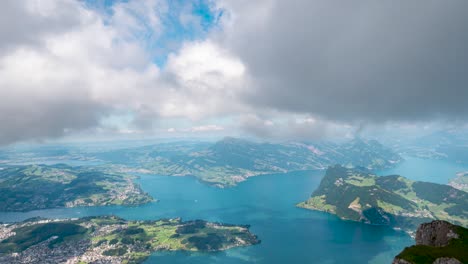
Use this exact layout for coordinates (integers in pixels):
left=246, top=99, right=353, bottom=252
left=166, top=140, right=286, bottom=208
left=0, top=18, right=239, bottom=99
left=393, top=220, right=466, bottom=264
left=416, top=221, right=459, bottom=247
left=392, top=258, right=412, bottom=264
left=432, top=258, right=462, bottom=264
left=393, top=257, right=462, bottom=264
left=392, top=258, right=462, bottom=264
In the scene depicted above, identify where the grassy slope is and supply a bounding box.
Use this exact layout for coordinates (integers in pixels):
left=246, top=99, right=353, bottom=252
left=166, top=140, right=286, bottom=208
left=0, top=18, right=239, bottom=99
left=0, top=164, right=153, bottom=212
left=298, top=166, right=468, bottom=231
left=95, top=138, right=402, bottom=187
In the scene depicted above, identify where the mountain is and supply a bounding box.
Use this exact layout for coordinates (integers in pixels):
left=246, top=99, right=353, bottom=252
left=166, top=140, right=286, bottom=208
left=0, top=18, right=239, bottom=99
left=95, top=137, right=402, bottom=187
left=205, top=137, right=401, bottom=171
left=393, top=220, right=467, bottom=264
left=0, top=164, right=153, bottom=212
left=93, top=141, right=211, bottom=165
left=395, top=130, right=468, bottom=163
left=297, top=166, right=467, bottom=232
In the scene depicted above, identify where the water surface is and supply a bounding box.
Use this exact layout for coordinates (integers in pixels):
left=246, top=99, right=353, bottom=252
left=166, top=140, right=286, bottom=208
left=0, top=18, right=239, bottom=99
left=378, top=156, right=468, bottom=184
left=0, top=170, right=412, bottom=264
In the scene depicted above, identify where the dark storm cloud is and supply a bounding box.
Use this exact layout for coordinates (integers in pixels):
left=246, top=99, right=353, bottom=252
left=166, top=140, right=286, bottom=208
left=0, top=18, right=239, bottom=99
left=0, top=1, right=110, bottom=146
left=0, top=81, right=109, bottom=146
left=221, top=0, right=468, bottom=122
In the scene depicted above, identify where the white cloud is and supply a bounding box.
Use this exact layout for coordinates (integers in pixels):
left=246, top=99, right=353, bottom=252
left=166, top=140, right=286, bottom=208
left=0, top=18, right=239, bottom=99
left=238, top=113, right=352, bottom=141
left=109, top=0, right=167, bottom=43
left=166, top=41, right=245, bottom=85
left=0, top=0, right=249, bottom=145
left=165, top=125, right=224, bottom=133
left=160, top=40, right=248, bottom=119
left=190, top=125, right=224, bottom=132
left=3, top=0, right=464, bottom=145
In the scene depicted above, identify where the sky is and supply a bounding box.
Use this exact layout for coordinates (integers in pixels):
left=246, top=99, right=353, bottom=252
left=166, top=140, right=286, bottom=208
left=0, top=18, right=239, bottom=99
left=1, top=0, right=468, bottom=145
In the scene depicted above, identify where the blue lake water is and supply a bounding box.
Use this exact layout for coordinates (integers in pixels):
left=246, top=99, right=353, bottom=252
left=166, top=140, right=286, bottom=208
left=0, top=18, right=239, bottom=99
left=0, top=170, right=411, bottom=263
left=378, top=156, right=468, bottom=184
left=2, top=157, right=465, bottom=263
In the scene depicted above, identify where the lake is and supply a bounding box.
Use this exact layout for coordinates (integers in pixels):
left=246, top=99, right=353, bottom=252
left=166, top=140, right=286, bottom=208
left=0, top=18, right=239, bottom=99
left=378, top=156, right=468, bottom=184
left=1, top=157, right=464, bottom=263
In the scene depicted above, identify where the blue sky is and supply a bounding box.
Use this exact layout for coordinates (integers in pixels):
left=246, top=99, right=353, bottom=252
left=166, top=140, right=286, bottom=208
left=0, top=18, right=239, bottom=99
left=83, top=0, right=221, bottom=66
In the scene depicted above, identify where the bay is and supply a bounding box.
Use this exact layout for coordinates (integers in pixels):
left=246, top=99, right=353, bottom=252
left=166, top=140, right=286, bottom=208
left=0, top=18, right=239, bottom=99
left=0, top=170, right=412, bottom=264
left=6, top=156, right=464, bottom=263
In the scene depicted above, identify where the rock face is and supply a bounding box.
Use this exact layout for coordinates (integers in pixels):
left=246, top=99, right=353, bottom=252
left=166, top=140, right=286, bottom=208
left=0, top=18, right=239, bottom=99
left=392, top=259, right=412, bottom=264
left=392, top=258, right=462, bottom=264
left=432, top=258, right=462, bottom=264
left=416, top=221, right=459, bottom=247
left=393, top=220, right=467, bottom=264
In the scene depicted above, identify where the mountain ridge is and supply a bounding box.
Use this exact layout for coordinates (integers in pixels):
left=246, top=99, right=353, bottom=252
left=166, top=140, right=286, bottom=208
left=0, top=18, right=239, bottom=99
left=95, top=137, right=403, bottom=187
left=298, top=165, right=467, bottom=233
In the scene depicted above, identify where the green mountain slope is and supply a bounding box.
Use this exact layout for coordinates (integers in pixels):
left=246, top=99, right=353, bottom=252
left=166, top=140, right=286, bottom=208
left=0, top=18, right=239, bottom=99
left=96, top=137, right=402, bottom=187
left=298, top=166, right=467, bottom=232
left=0, top=164, right=153, bottom=212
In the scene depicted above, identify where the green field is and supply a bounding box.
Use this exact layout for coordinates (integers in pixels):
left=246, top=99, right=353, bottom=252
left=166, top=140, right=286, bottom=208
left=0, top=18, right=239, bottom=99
left=298, top=165, right=468, bottom=232
left=0, top=216, right=260, bottom=264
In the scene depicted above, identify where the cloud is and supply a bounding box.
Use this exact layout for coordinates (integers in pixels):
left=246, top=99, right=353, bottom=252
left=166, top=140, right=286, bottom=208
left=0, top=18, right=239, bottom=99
left=0, top=0, right=83, bottom=56
left=239, top=113, right=352, bottom=141
left=167, top=124, right=225, bottom=133
left=0, top=0, right=247, bottom=145
left=2, top=0, right=467, bottom=145
left=161, top=40, right=248, bottom=119
left=215, top=0, right=468, bottom=122
left=191, top=124, right=224, bottom=132
left=0, top=0, right=157, bottom=145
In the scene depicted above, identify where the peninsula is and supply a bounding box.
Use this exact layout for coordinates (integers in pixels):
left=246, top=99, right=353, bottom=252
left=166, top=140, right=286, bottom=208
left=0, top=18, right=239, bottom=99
left=298, top=165, right=468, bottom=233
left=0, top=216, right=260, bottom=263
left=0, top=164, right=153, bottom=212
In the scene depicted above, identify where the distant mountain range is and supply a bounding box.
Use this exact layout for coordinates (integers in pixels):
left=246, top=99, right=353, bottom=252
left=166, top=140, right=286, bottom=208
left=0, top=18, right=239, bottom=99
left=298, top=166, right=468, bottom=233
left=95, top=137, right=403, bottom=187
left=393, top=130, right=468, bottom=164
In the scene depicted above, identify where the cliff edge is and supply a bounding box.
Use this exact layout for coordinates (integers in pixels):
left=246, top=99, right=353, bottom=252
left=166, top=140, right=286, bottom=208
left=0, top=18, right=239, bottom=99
left=393, top=220, right=467, bottom=264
